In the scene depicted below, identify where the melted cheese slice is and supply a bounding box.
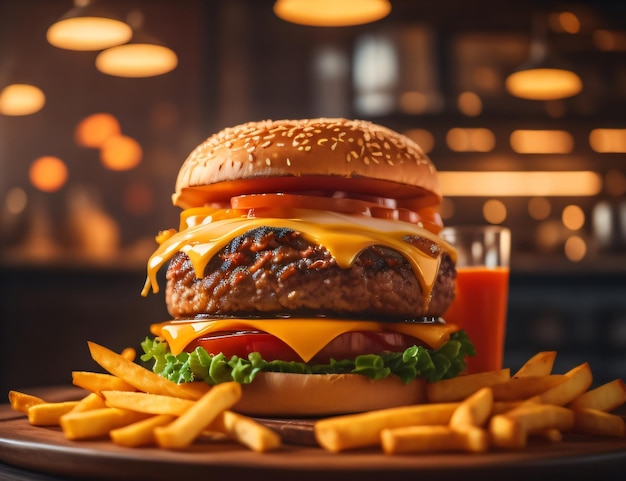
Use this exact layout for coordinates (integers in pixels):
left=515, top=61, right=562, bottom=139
left=142, top=207, right=456, bottom=313
left=150, top=318, right=459, bottom=362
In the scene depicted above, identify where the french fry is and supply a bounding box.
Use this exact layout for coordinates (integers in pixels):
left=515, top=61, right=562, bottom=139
left=490, top=375, right=566, bottom=402
left=426, top=369, right=511, bottom=403
left=87, top=341, right=209, bottom=401
left=513, top=351, right=557, bottom=378
left=529, top=362, right=593, bottom=406
left=314, top=402, right=459, bottom=453
left=68, top=392, right=107, bottom=413
left=28, top=401, right=81, bottom=426
left=381, top=424, right=489, bottom=454
left=110, top=414, right=176, bottom=447
left=572, top=408, right=625, bottom=437
left=120, top=347, right=136, bottom=361
left=60, top=407, right=150, bottom=440
left=210, top=411, right=282, bottom=452
left=449, top=387, right=493, bottom=428
left=102, top=390, right=195, bottom=416
left=72, top=371, right=136, bottom=393
left=8, top=391, right=46, bottom=413
left=154, top=382, right=242, bottom=449
left=489, top=403, right=574, bottom=449
left=568, top=379, right=626, bottom=412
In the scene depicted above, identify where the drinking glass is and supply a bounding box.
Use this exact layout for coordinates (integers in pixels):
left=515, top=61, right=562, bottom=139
left=440, top=225, right=511, bottom=374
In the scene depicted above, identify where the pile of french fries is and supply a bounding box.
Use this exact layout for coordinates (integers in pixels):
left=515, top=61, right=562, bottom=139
left=7, top=344, right=626, bottom=456
left=8, top=342, right=282, bottom=453
left=315, top=351, right=626, bottom=454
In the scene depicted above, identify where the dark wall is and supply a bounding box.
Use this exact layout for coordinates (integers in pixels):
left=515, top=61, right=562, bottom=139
left=0, top=264, right=167, bottom=394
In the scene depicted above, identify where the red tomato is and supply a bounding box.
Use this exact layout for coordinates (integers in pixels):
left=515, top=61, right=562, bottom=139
left=229, top=193, right=440, bottom=231
left=185, top=330, right=421, bottom=364
left=231, top=193, right=375, bottom=215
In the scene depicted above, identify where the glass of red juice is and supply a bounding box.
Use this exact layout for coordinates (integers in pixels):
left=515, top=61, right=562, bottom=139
left=440, top=226, right=511, bottom=374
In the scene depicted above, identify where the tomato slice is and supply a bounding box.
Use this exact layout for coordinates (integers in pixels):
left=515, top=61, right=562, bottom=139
left=185, top=330, right=422, bottom=364
left=230, top=193, right=441, bottom=231
left=186, top=330, right=302, bottom=362
left=231, top=193, right=376, bottom=216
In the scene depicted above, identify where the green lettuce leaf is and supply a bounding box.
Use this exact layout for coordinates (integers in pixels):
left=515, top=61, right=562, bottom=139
left=140, top=329, right=475, bottom=386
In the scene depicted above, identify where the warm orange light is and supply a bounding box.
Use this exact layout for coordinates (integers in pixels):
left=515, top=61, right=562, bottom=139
left=273, top=0, right=391, bottom=26
left=458, top=92, right=482, bottom=117
left=564, top=235, right=586, bottom=262
left=483, top=199, right=507, bottom=224
left=562, top=204, right=585, bottom=230
left=29, top=156, right=68, bottom=192
left=549, top=12, right=580, bottom=34
left=75, top=113, right=121, bottom=148
left=510, top=129, right=574, bottom=154
left=100, top=135, right=142, bottom=171
left=528, top=197, right=551, bottom=220
left=399, top=91, right=428, bottom=114
left=446, top=128, right=495, bottom=152
left=0, top=84, right=46, bottom=116
left=96, top=44, right=178, bottom=78
left=5, top=187, right=28, bottom=214
left=47, top=16, right=132, bottom=51
left=403, top=128, right=434, bottom=153
left=439, top=171, right=602, bottom=197
left=589, top=129, right=626, bottom=153
left=505, top=68, right=582, bottom=100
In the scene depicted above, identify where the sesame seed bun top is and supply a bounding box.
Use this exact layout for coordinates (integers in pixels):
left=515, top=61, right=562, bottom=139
left=173, top=118, right=441, bottom=210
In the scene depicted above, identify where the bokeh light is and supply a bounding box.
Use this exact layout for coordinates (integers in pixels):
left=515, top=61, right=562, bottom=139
left=562, top=204, right=585, bottom=230
left=100, top=135, right=143, bottom=171
left=564, top=235, right=587, bottom=262
left=528, top=197, right=552, bottom=220
left=483, top=199, right=507, bottom=224
left=75, top=113, right=121, bottom=148
left=29, top=156, right=68, bottom=192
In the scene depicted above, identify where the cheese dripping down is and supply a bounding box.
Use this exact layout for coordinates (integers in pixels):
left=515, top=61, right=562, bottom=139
left=142, top=207, right=457, bottom=314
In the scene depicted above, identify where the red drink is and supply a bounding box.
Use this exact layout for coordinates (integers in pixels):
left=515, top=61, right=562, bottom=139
left=442, top=266, right=510, bottom=374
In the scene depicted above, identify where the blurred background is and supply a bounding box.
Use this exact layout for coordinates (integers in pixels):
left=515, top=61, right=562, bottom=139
left=1, top=0, right=625, bottom=394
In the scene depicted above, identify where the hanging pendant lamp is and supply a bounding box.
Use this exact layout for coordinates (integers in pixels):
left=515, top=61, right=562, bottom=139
left=506, top=12, right=582, bottom=101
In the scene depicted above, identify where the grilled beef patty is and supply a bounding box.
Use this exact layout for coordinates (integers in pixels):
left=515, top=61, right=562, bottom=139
left=165, top=227, right=455, bottom=321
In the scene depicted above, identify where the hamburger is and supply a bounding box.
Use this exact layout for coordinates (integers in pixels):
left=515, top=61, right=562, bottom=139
left=139, top=118, right=474, bottom=417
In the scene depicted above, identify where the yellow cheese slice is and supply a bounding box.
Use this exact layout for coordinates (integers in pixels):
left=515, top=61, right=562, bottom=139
left=150, top=318, right=458, bottom=362
left=142, top=207, right=456, bottom=314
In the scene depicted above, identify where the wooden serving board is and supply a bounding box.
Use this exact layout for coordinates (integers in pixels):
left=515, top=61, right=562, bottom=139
left=1, top=388, right=626, bottom=481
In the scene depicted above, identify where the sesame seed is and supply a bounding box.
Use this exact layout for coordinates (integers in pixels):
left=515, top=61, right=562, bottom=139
left=317, top=138, right=328, bottom=146
left=260, top=140, right=271, bottom=148
left=265, top=158, right=272, bottom=166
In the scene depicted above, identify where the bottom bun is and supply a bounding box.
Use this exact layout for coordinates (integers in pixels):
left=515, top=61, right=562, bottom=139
left=233, top=372, right=427, bottom=417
